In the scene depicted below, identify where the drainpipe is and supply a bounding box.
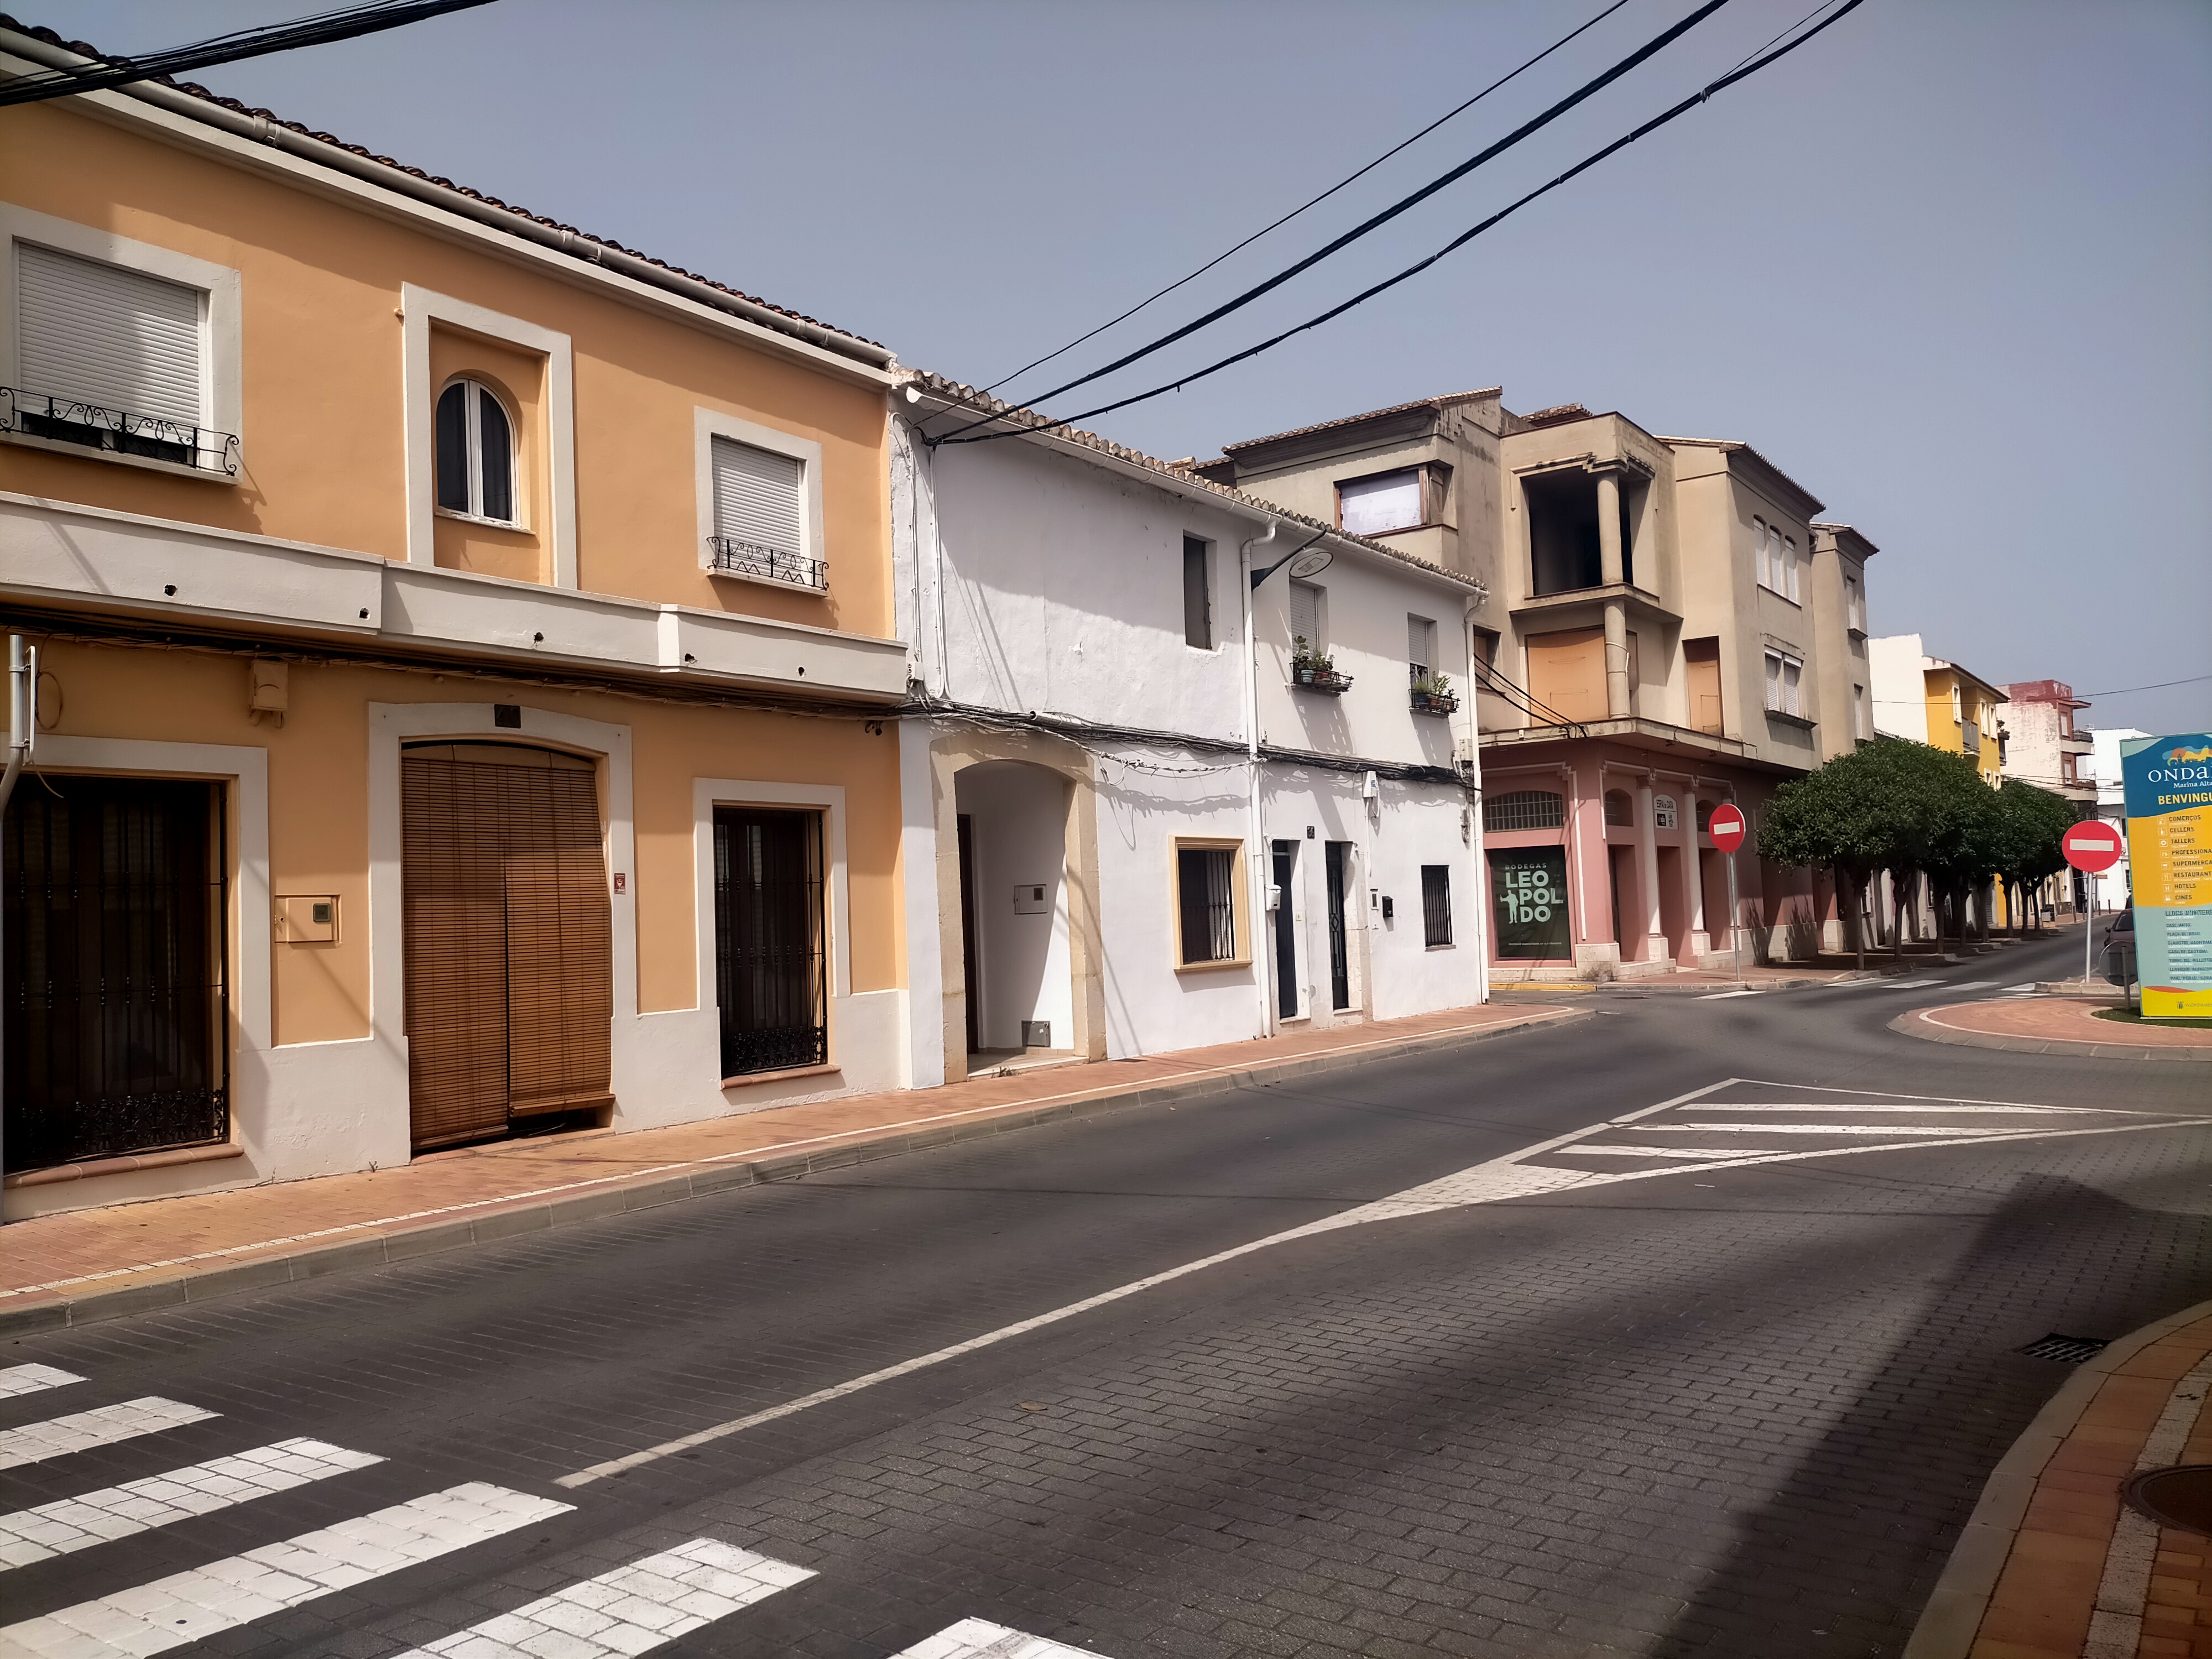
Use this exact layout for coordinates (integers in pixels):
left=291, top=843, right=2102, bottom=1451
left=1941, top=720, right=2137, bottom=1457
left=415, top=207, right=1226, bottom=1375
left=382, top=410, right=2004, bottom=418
left=1, top=634, right=29, bottom=1217
left=1240, top=521, right=1276, bottom=1037
left=1462, top=602, right=1489, bottom=1005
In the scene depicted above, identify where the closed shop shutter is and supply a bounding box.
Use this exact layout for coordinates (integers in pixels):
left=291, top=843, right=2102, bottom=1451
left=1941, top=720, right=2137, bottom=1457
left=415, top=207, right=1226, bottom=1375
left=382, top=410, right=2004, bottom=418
left=711, top=436, right=804, bottom=556
left=401, top=743, right=611, bottom=1151
left=18, top=243, right=204, bottom=426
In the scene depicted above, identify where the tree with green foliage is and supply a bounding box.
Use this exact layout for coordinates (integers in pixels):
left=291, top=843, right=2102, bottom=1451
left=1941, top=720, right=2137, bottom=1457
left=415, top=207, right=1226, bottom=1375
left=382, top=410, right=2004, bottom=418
left=1757, top=738, right=2002, bottom=968
left=1989, top=778, right=2077, bottom=935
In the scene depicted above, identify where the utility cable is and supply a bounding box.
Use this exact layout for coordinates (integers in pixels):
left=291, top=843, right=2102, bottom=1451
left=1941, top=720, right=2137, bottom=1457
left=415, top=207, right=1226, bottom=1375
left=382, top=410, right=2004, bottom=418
left=945, top=0, right=1633, bottom=420
left=946, top=0, right=1864, bottom=445
left=0, top=0, right=500, bottom=108
left=924, top=0, right=1733, bottom=444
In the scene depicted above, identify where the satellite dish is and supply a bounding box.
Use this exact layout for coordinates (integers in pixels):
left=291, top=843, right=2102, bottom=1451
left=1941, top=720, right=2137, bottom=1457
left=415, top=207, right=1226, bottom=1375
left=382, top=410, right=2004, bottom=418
left=1287, top=546, right=1334, bottom=580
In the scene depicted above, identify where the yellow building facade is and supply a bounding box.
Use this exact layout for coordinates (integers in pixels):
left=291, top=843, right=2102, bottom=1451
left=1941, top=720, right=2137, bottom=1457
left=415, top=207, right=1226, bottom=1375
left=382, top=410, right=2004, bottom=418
left=0, top=33, right=917, bottom=1216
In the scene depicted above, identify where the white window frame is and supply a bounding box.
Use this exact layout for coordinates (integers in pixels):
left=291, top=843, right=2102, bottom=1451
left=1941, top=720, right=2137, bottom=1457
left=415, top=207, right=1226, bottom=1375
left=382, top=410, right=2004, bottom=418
left=1170, top=836, right=1250, bottom=972
left=0, top=201, right=242, bottom=483
left=1764, top=649, right=1806, bottom=717
left=693, top=406, right=827, bottom=592
left=1845, top=571, right=1867, bottom=634
left=433, top=375, right=520, bottom=528
left=401, top=283, right=576, bottom=586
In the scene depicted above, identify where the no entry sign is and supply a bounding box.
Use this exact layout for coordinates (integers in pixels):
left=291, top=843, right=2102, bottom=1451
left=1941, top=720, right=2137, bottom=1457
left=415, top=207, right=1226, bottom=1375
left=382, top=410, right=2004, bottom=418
left=2062, top=818, right=2125, bottom=874
left=1708, top=802, right=1747, bottom=853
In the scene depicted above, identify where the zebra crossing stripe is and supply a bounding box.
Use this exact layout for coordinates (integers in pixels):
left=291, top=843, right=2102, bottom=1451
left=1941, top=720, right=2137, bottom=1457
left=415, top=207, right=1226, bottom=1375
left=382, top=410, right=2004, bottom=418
left=0, top=1366, right=82, bottom=1401
left=0, top=1438, right=383, bottom=1569
left=390, top=1538, right=813, bottom=1658
left=0, top=1482, right=571, bottom=1659
left=0, top=1397, right=217, bottom=1472
left=893, top=1618, right=1113, bottom=1658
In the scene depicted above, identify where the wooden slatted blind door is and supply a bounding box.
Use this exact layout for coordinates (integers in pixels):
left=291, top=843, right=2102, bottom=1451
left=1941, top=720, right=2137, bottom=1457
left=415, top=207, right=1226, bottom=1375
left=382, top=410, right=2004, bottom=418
left=504, top=759, right=613, bottom=1117
left=400, top=743, right=611, bottom=1151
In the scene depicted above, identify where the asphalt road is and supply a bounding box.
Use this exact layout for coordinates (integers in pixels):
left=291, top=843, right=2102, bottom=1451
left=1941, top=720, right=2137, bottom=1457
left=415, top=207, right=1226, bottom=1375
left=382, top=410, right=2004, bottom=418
left=4, top=930, right=2209, bottom=1659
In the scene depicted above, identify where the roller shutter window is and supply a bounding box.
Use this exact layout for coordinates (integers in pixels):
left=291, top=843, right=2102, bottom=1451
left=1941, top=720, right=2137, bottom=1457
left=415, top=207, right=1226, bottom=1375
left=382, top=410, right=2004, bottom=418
left=1288, top=580, right=1321, bottom=655
left=1182, top=536, right=1212, bottom=650
left=712, top=436, right=805, bottom=559
left=401, top=743, right=612, bottom=1151
left=1337, top=468, right=1422, bottom=536
left=17, top=243, right=204, bottom=426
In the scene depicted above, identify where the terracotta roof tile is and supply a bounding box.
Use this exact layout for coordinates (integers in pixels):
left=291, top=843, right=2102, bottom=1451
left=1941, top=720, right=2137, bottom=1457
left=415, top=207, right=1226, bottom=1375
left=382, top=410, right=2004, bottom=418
left=1219, top=388, right=1503, bottom=453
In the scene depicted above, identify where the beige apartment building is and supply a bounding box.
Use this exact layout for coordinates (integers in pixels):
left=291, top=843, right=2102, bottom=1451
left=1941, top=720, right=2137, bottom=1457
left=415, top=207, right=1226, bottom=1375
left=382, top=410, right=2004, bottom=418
left=1194, top=391, right=1875, bottom=977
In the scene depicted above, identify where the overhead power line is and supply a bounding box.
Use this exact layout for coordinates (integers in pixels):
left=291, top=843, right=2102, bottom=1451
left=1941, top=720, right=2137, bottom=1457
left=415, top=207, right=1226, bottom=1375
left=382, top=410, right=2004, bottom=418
left=2077, top=672, right=2212, bottom=698
left=946, top=0, right=1866, bottom=446
left=0, top=0, right=499, bottom=108
left=959, top=0, right=1633, bottom=410
left=925, top=0, right=1734, bottom=445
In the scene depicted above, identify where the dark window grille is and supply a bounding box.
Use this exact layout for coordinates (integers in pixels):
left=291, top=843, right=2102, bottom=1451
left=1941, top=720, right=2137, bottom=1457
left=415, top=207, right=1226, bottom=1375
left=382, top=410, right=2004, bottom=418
left=1177, top=845, right=1237, bottom=963
left=2, top=385, right=239, bottom=476
left=713, top=807, right=827, bottom=1076
left=3, top=775, right=230, bottom=1173
left=1182, top=536, right=1212, bottom=650
left=1421, top=865, right=1453, bottom=947
left=707, top=535, right=828, bottom=591
left=1483, top=790, right=1564, bottom=833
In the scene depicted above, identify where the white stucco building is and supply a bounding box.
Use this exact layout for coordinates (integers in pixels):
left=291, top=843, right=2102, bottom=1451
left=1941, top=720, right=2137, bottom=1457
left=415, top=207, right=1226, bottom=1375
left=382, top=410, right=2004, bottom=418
left=890, top=376, right=1489, bottom=1086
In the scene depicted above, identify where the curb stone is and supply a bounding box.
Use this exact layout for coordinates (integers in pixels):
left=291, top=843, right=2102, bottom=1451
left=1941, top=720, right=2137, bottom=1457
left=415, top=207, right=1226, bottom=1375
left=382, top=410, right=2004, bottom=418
left=1890, top=1007, right=2212, bottom=1064
left=1902, top=1295, right=2212, bottom=1659
left=0, top=1006, right=1587, bottom=1340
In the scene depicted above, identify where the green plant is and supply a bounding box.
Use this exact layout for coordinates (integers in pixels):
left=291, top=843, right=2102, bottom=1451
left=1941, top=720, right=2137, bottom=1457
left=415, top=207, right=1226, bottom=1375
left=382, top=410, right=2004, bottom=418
left=1411, top=669, right=1453, bottom=699
left=1292, top=635, right=1336, bottom=676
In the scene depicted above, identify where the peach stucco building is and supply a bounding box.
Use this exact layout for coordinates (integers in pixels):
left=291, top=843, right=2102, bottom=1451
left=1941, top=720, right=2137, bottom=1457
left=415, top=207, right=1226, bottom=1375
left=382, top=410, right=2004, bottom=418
left=0, top=21, right=916, bottom=1215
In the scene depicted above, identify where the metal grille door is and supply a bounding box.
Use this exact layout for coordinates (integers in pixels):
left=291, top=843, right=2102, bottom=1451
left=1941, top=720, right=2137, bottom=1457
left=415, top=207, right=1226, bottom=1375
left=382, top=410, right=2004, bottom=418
left=713, top=807, right=826, bottom=1077
left=3, top=775, right=228, bottom=1173
left=1325, top=842, right=1352, bottom=1011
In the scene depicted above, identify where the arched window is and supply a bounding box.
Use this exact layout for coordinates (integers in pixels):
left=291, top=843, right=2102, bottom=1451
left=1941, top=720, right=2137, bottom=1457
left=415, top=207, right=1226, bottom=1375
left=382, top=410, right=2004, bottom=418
left=435, top=377, right=515, bottom=523
left=1603, top=790, right=1633, bottom=828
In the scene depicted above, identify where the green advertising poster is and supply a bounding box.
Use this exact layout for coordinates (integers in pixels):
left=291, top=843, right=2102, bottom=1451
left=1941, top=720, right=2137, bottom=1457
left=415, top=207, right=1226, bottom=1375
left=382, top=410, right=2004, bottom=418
left=1491, top=846, right=1571, bottom=959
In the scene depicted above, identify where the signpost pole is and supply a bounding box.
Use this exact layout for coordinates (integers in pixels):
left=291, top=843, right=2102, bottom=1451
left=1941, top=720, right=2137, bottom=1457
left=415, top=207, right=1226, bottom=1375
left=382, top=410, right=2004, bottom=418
left=1729, top=853, right=1741, bottom=984
left=2084, top=859, right=2094, bottom=988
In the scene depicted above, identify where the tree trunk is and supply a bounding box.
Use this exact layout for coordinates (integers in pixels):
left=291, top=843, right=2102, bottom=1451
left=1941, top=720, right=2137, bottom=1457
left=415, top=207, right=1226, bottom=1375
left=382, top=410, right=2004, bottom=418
left=1844, top=866, right=1865, bottom=972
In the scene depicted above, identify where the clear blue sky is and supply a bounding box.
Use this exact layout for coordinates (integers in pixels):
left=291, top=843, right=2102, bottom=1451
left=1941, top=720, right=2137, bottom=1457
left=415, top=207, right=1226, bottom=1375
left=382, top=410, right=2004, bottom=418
left=30, top=0, right=2212, bottom=734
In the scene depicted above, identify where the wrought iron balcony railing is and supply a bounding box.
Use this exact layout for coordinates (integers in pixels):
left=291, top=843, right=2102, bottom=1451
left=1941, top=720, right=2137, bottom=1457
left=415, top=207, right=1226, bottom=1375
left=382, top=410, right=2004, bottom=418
left=708, top=535, right=828, bottom=591
left=2, top=386, right=240, bottom=476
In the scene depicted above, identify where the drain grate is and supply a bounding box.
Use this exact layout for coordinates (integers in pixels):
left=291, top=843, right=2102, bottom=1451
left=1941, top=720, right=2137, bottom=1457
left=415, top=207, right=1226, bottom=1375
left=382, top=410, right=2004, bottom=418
left=2019, top=1333, right=2111, bottom=1363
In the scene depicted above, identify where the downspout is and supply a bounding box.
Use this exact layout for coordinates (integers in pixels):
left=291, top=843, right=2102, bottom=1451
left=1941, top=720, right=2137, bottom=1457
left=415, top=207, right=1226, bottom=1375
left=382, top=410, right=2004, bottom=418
left=1462, top=603, right=1489, bottom=1004
left=0, top=634, right=30, bottom=1217
left=1240, top=521, right=1276, bottom=1037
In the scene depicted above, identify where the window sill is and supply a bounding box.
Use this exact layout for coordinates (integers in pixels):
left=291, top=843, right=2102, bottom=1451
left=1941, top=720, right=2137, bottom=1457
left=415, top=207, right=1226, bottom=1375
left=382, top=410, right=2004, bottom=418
left=1426, top=942, right=1457, bottom=951
left=1, top=428, right=240, bottom=484
left=1174, top=956, right=1253, bottom=974
left=4, top=1138, right=243, bottom=1190
left=1756, top=586, right=1804, bottom=608
left=436, top=505, right=534, bottom=535
left=1764, top=709, right=1818, bottom=730
left=720, top=1061, right=841, bottom=1089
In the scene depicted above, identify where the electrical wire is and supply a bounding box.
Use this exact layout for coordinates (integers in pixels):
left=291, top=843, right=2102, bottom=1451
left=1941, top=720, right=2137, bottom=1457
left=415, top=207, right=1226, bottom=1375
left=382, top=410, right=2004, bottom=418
left=924, top=0, right=1734, bottom=445
left=946, top=0, right=1865, bottom=447
left=0, top=0, right=500, bottom=108
left=2077, top=672, right=2212, bottom=698
left=938, top=0, right=1634, bottom=425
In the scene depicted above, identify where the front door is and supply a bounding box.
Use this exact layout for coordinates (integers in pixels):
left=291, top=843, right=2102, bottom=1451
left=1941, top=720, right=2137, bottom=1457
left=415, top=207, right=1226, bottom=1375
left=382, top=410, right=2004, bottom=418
left=1271, top=841, right=1297, bottom=1019
left=401, top=742, right=612, bottom=1151
left=1324, top=841, right=1352, bottom=1011
left=2, top=775, right=228, bottom=1174
left=957, top=812, right=980, bottom=1057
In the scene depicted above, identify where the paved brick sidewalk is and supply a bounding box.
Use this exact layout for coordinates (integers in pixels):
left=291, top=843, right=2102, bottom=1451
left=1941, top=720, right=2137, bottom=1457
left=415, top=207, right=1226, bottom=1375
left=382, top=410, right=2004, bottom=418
left=1911, top=1301, right=2212, bottom=1658
left=0, top=999, right=1573, bottom=1333
left=1899, top=997, right=2212, bottom=1062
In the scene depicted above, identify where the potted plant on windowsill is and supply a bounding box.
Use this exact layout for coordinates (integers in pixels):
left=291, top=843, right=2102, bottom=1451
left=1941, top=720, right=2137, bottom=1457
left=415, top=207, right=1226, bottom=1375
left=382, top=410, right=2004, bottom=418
left=1291, top=636, right=1352, bottom=694
left=1409, top=669, right=1459, bottom=714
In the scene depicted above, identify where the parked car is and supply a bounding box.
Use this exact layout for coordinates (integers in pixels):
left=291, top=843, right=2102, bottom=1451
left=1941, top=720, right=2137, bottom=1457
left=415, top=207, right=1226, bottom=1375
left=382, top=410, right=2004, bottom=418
left=2100, top=909, right=2136, bottom=987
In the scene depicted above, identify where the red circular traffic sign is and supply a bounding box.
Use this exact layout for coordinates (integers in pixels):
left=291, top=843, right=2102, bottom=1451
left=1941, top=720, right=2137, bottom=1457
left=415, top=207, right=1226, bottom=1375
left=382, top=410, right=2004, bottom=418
left=2062, top=818, right=2125, bottom=874
left=1708, top=802, right=1747, bottom=853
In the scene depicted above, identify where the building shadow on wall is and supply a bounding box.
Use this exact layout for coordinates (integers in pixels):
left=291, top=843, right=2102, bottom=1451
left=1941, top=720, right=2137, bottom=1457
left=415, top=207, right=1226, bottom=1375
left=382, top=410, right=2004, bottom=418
left=1647, top=1172, right=2212, bottom=1658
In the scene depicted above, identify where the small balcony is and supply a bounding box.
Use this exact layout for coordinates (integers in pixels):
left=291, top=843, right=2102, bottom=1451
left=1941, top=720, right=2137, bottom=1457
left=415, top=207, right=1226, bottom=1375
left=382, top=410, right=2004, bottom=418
left=1291, top=657, right=1352, bottom=696
left=708, top=535, right=828, bottom=592
left=2, top=386, right=239, bottom=476
left=1409, top=672, right=1459, bottom=716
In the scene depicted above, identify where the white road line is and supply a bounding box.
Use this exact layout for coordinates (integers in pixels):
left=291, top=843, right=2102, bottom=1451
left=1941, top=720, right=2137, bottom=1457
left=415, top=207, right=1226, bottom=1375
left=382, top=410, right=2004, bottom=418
left=1875, top=979, right=1938, bottom=990
left=0, top=1438, right=383, bottom=1569
left=892, top=1618, right=1113, bottom=1659
left=0, top=1398, right=217, bottom=1472
left=390, top=1538, right=813, bottom=1659
left=0, top=1366, right=82, bottom=1401
left=1637, top=1123, right=2058, bottom=1137
left=1692, top=1102, right=2113, bottom=1114
left=1543, top=1146, right=1777, bottom=1159
left=1995, top=983, right=2038, bottom=995
left=0, top=1483, right=571, bottom=1659
left=1928, top=980, right=2000, bottom=991
left=558, top=1077, right=2212, bottom=1489
left=1697, top=990, right=1760, bottom=999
